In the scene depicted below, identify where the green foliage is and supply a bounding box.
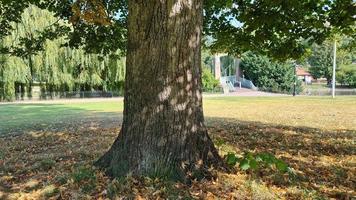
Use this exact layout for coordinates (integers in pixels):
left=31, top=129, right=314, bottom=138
left=202, top=67, right=220, bottom=92
left=71, top=166, right=96, bottom=183
left=0, top=6, right=126, bottom=101
left=204, top=0, right=355, bottom=60
left=39, top=158, right=56, bottom=170
left=201, top=49, right=222, bottom=93
left=3, top=81, right=15, bottom=101
left=213, top=137, right=226, bottom=149
left=308, top=36, right=355, bottom=84
left=336, top=64, right=356, bottom=87
left=241, top=52, right=302, bottom=94
left=71, top=166, right=97, bottom=193
left=220, top=56, right=235, bottom=76
left=225, top=152, right=289, bottom=173
left=0, top=1, right=127, bottom=56
left=54, top=174, right=69, bottom=185
left=2, top=1, right=354, bottom=62
left=308, top=42, right=334, bottom=83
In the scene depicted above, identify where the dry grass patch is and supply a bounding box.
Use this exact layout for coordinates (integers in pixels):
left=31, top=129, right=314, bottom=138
left=0, top=120, right=354, bottom=199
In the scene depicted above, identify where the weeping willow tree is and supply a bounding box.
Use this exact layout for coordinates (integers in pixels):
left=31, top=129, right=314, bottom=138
left=0, top=38, right=30, bottom=101
left=0, top=5, right=125, bottom=101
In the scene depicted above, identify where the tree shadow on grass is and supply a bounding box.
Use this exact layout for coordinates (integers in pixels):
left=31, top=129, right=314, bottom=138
left=0, top=110, right=354, bottom=199
left=206, top=117, right=355, bottom=199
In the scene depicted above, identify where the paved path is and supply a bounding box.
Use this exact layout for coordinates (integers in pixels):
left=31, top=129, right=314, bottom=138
left=205, top=88, right=288, bottom=97
left=228, top=88, right=288, bottom=96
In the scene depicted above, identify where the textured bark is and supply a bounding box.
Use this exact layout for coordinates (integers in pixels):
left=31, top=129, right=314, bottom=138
left=27, top=55, right=33, bottom=99
left=96, top=0, right=225, bottom=181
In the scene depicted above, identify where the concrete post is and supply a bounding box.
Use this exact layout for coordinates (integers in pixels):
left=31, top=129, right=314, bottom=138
left=332, top=40, right=337, bottom=98
left=214, top=55, right=221, bottom=80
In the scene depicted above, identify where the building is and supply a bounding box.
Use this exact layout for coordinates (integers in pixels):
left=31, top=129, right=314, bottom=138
left=296, top=67, right=313, bottom=84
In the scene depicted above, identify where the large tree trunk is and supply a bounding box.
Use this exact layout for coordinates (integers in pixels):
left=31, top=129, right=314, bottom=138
left=96, top=0, right=225, bottom=181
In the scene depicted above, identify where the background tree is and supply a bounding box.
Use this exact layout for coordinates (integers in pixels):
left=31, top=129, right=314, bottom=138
left=336, top=64, right=356, bottom=87
left=0, top=5, right=126, bottom=101
left=241, top=52, right=302, bottom=94
left=308, top=41, right=334, bottom=84
left=308, top=36, right=355, bottom=84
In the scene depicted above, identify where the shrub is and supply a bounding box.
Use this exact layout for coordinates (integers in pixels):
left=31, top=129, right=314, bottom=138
left=225, top=152, right=290, bottom=173
left=241, top=52, right=302, bottom=94
left=336, top=64, right=356, bottom=87
left=202, top=67, right=220, bottom=92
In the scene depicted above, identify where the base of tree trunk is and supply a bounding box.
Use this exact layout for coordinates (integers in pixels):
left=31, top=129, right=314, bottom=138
left=95, top=129, right=228, bottom=182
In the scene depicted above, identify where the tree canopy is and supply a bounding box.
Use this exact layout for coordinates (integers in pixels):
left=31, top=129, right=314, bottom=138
left=1, top=0, right=354, bottom=58
left=204, top=0, right=355, bottom=59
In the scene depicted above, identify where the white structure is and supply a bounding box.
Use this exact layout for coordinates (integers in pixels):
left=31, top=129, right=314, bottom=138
left=213, top=53, right=227, bottom=80
left=332, top=40, right=337, bottom=98
left=213, top=54, right=256, bottom=93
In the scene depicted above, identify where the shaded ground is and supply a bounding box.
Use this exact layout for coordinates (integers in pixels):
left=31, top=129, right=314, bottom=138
left=0, top=97, right=355, bottom=199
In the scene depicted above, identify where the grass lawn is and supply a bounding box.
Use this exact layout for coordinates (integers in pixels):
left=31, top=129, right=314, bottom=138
left=0, top=96, right=355, bottom=199
left=0, top=101, right=123, bottom=135
left=1, top=96, right=355, bottom=133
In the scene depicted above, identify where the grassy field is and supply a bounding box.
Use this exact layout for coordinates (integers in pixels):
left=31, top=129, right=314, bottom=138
left=1, top=96, right=355, bottom=134
left=0, top=96, right=355, bottom=199
left=0, top=101, right=123, bottom=134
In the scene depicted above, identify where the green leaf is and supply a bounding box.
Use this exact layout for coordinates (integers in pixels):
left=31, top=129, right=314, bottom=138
left=249, top=159, right=258, bottom=170
left=239, top=159, right=250, bottom=170
left=225, top=0, right=233, bottom=8
left=258, top=153, right=276, bottom=165
left=275, top=160, right=288, bottom=172
left=225, top=152, right=238, bottom=167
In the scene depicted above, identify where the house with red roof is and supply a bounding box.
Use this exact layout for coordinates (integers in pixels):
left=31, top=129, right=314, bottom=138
left=296, top=67, right=313, bottom=84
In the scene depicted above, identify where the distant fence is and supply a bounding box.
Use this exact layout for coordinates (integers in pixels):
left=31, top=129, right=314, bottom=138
left=14, top=91, right=123, bottom=101
left=301, top=88, right=356, bottom=96
left=7, top=88, right=356, bottom=101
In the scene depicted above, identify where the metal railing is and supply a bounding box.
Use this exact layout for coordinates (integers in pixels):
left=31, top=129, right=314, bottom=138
left=13, top=91, right=123, bottom=101
left=301, top=88, right=356, bottom=96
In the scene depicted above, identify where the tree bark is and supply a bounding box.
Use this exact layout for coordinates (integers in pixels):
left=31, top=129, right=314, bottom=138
left=27, top=55, right=33, bottom=99
left=96, top=0, right=225, bottom=181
